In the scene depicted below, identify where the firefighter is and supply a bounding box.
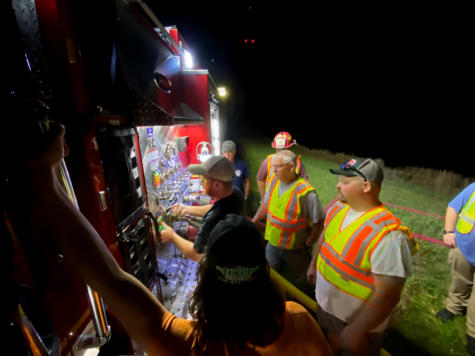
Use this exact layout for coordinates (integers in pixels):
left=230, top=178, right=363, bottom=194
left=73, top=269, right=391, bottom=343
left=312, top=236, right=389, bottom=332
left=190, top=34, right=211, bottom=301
left=437, top=182, right=475, bottom=356
left=252, top=150, right=324, bottom=296
left=221, top=140, right=250, bottom=201
left=27, top=128, right=332, bottom=355
left=307, top=158, right=417, bottom=356
left=160, top=156, right=244, bottom=262
left=256, top=131, right=309, bottom=200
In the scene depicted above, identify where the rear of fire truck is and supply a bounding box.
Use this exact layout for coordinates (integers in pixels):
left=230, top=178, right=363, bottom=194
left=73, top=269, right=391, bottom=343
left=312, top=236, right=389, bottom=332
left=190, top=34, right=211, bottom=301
left=2, top=0, right=222, bottom=354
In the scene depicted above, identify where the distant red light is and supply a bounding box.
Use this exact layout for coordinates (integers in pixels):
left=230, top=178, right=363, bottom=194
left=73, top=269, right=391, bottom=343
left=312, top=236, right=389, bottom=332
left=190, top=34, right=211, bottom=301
left=244, top=39, right=248, bottom=44
left=251, top=39, right=255, bottom=44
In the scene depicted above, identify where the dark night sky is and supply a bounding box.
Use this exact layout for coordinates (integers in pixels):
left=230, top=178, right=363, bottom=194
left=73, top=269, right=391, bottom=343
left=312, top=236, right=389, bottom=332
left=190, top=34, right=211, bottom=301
left=147, top=2, right=473, bottom=178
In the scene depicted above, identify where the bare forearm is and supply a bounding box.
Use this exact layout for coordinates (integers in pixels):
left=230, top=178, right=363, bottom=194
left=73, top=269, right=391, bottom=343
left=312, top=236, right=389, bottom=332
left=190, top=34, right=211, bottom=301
left=171, top=232, right=203, bottom=262
left=445, top=206, right=458, bottom=231
left=252, top=202, right=268, bottom=223
left=244, top=179, right=250, bottom=199
left=186, top=204, right=212, bottom=217
left=32, top=175, right=167, bottom=351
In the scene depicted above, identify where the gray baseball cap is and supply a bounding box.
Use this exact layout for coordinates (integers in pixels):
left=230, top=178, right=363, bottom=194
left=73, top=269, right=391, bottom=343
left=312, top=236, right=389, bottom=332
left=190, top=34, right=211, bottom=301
left=221, top=140, right=236, bottom=153
left=188, top=155, right=234, bottom=182
left=329, top=158, right=384, bottom=185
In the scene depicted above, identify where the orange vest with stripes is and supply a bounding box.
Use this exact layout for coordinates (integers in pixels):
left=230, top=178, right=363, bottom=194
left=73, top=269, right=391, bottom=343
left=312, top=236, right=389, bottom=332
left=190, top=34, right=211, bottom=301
left=317, top=202, right=412, bottom=300
left=265, top=176, right=315, bottom=249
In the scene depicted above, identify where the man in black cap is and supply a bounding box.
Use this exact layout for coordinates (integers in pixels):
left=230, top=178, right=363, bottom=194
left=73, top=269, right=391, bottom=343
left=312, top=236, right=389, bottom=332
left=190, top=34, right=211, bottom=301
left=307, top=158, right=418, bottom=356
left=160, top=156, right=244, bottom=262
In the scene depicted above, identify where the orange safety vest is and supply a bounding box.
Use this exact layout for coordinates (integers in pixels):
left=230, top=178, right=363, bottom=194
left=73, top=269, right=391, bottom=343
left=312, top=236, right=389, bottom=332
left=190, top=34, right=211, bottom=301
left=265, top=154, right=303, bottom=191
left=317, top=201, right=413, bottom=300
left=265, top=175, right=315, bottom=249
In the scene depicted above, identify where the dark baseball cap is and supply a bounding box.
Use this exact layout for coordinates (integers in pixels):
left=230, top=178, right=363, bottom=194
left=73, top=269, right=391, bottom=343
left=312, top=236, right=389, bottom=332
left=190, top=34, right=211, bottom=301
left=207, top=214, right=266, bottom=284
left=188, top=155, right=233, bottom=182
left=221, top=140, right=237, bottom=153
left=329, top=158, right=384, bottom=185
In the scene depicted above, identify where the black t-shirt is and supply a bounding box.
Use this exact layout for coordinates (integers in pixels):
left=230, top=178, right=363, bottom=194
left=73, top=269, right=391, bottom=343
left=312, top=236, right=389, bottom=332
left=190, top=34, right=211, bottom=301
left=193, top=190, right=244, bottom=254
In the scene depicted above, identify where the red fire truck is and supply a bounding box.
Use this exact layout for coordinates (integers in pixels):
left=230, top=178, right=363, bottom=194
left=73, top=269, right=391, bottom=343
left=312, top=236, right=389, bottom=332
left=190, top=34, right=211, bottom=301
left=3, top=0, right=222, bottom=354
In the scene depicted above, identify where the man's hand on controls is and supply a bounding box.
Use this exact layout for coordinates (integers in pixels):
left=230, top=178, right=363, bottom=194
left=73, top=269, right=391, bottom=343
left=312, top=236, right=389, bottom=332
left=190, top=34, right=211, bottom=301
left=170, top=203, right=189, bottom=217
left=159, top=221, right=175, bottom=243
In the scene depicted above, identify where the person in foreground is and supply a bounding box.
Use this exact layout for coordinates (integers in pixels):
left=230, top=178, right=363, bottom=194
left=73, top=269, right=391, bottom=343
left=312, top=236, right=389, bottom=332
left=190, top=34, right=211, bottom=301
left=437, top=182, right=475, bottom=356
left=307, top=158, right=418, bottom=356
left=28, top=126, right=331, bottom=356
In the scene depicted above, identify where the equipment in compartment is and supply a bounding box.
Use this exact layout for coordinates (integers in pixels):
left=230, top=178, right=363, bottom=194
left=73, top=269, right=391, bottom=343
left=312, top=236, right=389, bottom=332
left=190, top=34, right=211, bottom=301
left=138, top=125, right=210, bottom=319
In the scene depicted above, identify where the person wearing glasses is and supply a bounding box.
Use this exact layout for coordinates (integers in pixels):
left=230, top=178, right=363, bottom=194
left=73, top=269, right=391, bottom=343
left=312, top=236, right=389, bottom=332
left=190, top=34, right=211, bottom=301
left=26, top=127, right=332, bottom=355
left=436, top=182, right=475, bottom=356
left=252, top=150, right=324, bottom=297
left=256, top=131, right=309, bottom=201
left=160, top=156, right=244, bottom=262
left=307, top=158, right=417, bottom=356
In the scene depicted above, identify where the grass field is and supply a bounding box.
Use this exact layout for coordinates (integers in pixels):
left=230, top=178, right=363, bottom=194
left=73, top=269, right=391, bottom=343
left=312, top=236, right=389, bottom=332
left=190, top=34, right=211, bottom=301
left=239, top=137, right=469, bottom=356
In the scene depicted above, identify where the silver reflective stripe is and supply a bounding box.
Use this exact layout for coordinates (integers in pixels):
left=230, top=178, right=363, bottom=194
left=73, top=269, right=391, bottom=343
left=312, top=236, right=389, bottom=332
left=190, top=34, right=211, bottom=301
left=319, top=250, right=375, bottom=291
left=285, top=182, right=310, bottom=220
left=460, top=212, right=475, bottom=225
left=286, top=189, right=299, bottom=220
left=266, top=214, right=308, bottom=229
left=327, top=203, right=346, bottom=222
left=268, top=175, right=279, bottom=193
left=353, top=219, right=397, bottom=266
left=280, top=230, right=290, bottom=248
left=322, top=242, right=372, bottom=276
left=341, top=211, right=386, bottom=257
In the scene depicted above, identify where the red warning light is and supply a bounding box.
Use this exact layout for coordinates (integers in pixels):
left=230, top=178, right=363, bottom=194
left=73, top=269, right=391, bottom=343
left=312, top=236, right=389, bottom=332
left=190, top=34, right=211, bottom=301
left=251, top=39, right=255, bottom=44
left=244, top=38, right=248, bottom=44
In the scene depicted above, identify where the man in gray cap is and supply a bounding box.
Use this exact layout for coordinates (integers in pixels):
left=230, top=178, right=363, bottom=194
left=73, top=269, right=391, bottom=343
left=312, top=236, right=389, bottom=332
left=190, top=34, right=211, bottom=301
left=307, top=158, right=418, bottom=356
left=222, top=140, right=250, bottom=201
left=160, top=156, right=244, bottom=262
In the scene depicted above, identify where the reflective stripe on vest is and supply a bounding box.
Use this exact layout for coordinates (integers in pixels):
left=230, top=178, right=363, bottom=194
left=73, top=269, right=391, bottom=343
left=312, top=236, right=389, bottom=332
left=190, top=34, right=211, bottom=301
left=265, top=154, right=303, bottom=191
left=317, top=202, right=411, bottom=300
left=456, top=191, right=475, bottom=234
left=265, top=176, right=315, bottom=249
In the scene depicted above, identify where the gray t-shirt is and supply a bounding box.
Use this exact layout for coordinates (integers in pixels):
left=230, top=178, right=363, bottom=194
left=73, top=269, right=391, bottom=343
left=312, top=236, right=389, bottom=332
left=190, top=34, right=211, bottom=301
left=316, top=206, right=413, bottom=331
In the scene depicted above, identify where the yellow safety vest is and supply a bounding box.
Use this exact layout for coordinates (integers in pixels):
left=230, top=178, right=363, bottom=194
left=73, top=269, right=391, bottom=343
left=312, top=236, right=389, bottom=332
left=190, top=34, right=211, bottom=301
left=265, top=176, right=315, bottom=249
left=265, top=154, right=303, bottom=192
left=317, top=202, right=413, bottom=301
left=456, top=190, right=475, bottom=234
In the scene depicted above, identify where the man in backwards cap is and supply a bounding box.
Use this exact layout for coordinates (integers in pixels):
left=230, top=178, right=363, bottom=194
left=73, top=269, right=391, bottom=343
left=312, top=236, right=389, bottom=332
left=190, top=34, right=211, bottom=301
left=160, top=156, right=244, bottom=262
left=307, top=158, right=417, bottom=356
left=24, top=125, right=332, bottom=354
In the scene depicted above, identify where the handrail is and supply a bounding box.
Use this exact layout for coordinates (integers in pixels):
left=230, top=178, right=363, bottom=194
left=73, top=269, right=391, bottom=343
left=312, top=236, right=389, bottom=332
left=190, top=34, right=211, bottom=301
left=57, top=161, right=111, bottom=347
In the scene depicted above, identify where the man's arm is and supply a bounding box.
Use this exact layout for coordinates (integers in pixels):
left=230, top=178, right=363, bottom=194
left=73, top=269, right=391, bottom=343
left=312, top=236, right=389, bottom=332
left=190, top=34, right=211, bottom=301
left=340, top=274, right=405, bottom=354
left=257, top=179, right=266, bottom=200
left=171, top=203, right=211, bottom=217
left=160, top=224, right=203, bottom=262
left=443, top=206, right=458, bottom=247
left=307, top=230, right=325, bottom=284
left=252, top=202, right=268, bottom=224
left=256, top=157, right=269, bottom=200
left=29, top=130, right=172, bottom=354
left=304, top=220, right=323, bottom=248
left=244, top=178, right=250, bottom=200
